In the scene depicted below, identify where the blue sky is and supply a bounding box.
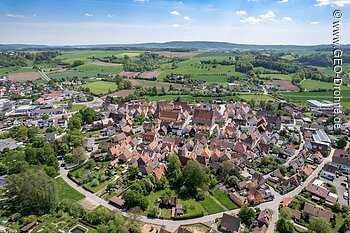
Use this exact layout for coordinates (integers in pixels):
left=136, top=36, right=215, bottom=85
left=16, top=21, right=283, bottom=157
left=0, top=0, right=349, bottom=45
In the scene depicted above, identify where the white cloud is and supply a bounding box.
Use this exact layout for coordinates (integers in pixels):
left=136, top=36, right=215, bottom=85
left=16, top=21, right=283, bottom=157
left=282, top=17, right=292, bottom=21
left=33, top=14, right=37, bottom=17
left=84, top=13, right=93, bottom=17
left=240, top=17, right=262, bottom=23
left=5, top=13, right=24, bottom=18
left=172, top=24, right=180, bottom=27
left=236, top=10, right=247, bottom=15
left=315, top=0, right=350, bottom=6
left=183, top=16, right=190, bottom=21
left=311, top=21, right=320, bottom=24
left=260, top=11, right=275, bottom=19
left=135, top=0, right=149, bottom=2
left=107, top=14, right=115, bottom=17
left=248, top=0, right=258, bottom=2
left=170, top=10, right=180, bottom=16
left=280, top=0, right=288, bottom=2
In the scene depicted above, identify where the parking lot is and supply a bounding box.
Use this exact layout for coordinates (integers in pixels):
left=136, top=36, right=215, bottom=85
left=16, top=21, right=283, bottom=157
left=320, top=175, right=348, bottom=206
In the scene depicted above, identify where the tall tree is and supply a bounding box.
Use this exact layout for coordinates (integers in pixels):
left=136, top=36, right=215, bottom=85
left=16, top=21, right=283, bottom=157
left=238, top=205, right=256, bottom=226
left=167, top=154, right=182, bottom=185
left=308, top=217, right=332, bottom=233
left=182, top=160, right=208, bottom=194
left=276, top=218, right=294, bottom=233
left=6, top=169, right=57, bottom=215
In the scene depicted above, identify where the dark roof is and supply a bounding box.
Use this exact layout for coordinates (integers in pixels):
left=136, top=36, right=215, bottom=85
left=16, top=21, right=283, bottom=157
left=305, top=183, right=329, bottom=198
left=332, top=156, right=350, bottom=167
left=220, top=213, right=241, bottom=232
left=303, top=203, right=334, bottom=221
left=323, top=164, right=337, bottom=174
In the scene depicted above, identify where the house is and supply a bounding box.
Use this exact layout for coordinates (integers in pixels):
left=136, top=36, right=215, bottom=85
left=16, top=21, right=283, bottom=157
left=161, top=196, right=177, bottom=207
left=0, top=138, right=18, bottom=152
left=20, top=221, right=37, bottom=233
left=320, top=164, right=337, bottom=181
left=45, top=133, right=56, bottom=142
left=109, top=196, right=125, bottom=208
left=177, top=226, right=193, bottom=233
left=332, top=149, right=350, bottom=174
left=0, top=175, right=7, bottom=189
left=85, top=137, right=95, bottom=152
left=192, top=109, right=214, bottom=126
left=220, top=213, right=241, bottom=233
left=305, top=183, right=329, bottom=199
left=303, top=203, right=334, bottom=221
left=176, top=204, right=184, bottom=216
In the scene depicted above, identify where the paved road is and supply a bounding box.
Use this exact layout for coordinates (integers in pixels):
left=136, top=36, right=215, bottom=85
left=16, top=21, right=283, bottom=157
left=59, top=145, right=334, bottom=232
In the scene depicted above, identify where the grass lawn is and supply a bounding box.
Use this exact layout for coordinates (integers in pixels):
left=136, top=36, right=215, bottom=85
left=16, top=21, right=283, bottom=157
left=210, top=188, right=238, bottom=210
left=81, top=81, right=118, bottom=95
left=69, top=104, right=86, bottom=112
left=160, top=208, right=171, bottom=219
left=198, top=195, right=225, bottom=215
left=54, top=177, right=84, bottom=202
left=266, top=179, right=277, bottom=187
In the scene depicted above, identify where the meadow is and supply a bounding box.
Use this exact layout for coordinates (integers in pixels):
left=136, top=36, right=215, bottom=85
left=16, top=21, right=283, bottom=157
left=81, top=81, right=118, bottom=95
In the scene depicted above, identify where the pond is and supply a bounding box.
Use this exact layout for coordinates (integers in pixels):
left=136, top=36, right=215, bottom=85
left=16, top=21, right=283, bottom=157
left=69, top=225, right=88, bottom=233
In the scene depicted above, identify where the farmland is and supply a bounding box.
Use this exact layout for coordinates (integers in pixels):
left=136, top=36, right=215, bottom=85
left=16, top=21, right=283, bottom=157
left=280, top=90, right=350, bottom=108
left=8, top=71, right=42, bottom=81
left=81, top=81, right=118, bottom=95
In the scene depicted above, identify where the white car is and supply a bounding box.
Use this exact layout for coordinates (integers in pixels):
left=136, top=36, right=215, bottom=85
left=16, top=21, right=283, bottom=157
left=343, top=192, right=349, bottom=200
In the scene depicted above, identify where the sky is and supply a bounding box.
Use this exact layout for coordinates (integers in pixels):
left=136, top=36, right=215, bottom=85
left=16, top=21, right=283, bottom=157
left=0, top=0, right=350, bottom=45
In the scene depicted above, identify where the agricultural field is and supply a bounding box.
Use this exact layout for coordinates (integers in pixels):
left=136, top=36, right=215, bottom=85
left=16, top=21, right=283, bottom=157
left=158, top=55, right=245, bottom=81
left=0, top=66, right=35, bottom=76
left=81, top=81, right=118, bottom=95
left=259, top=73, right=293, bottom=80
left=8, top=71, right=42, bottom=81
left=280, top=90, right=350, bottom=108
left=301, top=79, right=350, bottom=91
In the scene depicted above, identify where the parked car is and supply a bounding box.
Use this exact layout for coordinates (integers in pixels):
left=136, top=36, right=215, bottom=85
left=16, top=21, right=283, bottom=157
left=343, top=192, right=349, bottom=200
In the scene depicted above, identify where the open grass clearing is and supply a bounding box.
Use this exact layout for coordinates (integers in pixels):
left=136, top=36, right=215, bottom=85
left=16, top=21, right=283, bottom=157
left=210, top=188, right=239, bottom=210
left=54, top=177, right=84, bottom=202
left=81, top=81, right=118, bottom=95
left=198, top=195, right=225, bottom=214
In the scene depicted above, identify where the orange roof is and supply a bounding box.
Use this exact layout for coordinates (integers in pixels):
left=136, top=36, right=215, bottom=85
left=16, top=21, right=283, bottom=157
left=302, top=164, right=314, bottom=176
left=280, top=197, right=292, bottom=207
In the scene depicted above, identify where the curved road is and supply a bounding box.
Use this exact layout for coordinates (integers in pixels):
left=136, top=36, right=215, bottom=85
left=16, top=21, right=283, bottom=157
left=59, top=148, right=334, bottom=232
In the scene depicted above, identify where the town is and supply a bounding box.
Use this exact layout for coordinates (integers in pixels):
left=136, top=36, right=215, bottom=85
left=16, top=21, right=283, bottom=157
left=0, top=60, right=350, bottom=233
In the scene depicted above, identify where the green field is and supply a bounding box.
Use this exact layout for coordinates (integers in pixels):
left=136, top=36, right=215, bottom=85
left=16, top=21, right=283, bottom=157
left=142, top=94, right=241, bottom=103
left=210, top=188, right=239, bottom=210
left=56, top=50, right=141, bottom=64
left=260, top=73, right=293, bottom=80
left=158, top=55, right=247, bottom=81
left=54, top=177, right=84, bottom=202
left=81, top=81, right=118, bottom=95
left=301, top=79, right=350, bottom=91
left=281, top=90, right=350, bottom=108
left=198, top=195, right=225, bottom=214
left=0, top=67, right=35, bottom=76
